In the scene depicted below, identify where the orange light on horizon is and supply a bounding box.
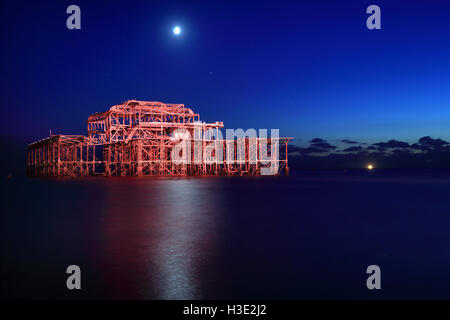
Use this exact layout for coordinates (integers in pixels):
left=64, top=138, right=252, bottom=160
left=367, top=164, right=374, bottom=170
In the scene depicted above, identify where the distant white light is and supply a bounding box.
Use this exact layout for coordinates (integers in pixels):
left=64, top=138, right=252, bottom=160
left=367, top=164, right=374, bottom=170
left=173, top=26, right=181, bottom=35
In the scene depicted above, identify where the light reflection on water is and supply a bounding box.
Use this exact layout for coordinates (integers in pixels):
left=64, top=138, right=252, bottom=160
left=100, top=177, right=222, bottom=299
left=152, top=179, right=219, bottom=299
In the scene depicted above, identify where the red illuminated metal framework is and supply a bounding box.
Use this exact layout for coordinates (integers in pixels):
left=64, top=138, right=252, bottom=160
left=27, top=100, right=292, bottom=177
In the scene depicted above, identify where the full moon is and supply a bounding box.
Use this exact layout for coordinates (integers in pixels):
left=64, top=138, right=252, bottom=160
left=173, top=26, right=181, bottom=35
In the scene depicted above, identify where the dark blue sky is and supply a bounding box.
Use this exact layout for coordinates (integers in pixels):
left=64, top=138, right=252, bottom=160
left=1, top=0, right=449, bottom=145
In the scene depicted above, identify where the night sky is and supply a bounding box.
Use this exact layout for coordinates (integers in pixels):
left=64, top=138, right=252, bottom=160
left=1, top=0, right=450, bottom=172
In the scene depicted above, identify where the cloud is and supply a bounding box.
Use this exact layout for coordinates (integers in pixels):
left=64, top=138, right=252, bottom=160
left=302, top=146, right=330, bottom=154
left=340, top=139, right=358, bottom=144
left=288, top=145, right=331, bottom=155
left=313, top=142, right=337, bottom=150
left=373, top=139, right=410, bottom=149
left=410, top=143, right=429, bottom=151
left=391, top=148, right=411, bottom=155
left=410, top=136, right=450, bottom=152
left=288, top=136, right=450, bottom=169
left=309, top=138, right=336, bottom=150
left=419, top=136, right=449, bottom=147
left=287, top=138, right=337, bottom=155
left=309, top=138, right=326, bottom=144
left=343, top=146, right=363, bottom=152
left=287, top=145, right=304, bottom=154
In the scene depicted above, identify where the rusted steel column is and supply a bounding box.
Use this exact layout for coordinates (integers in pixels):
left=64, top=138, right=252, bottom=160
left=137, top=139, right=143, bottom=175
left=57, top=138, right=61, bottom=176
left=104, top=146, right=111, bottom=176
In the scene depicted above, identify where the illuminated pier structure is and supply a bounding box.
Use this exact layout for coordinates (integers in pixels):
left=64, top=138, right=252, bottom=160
left=27, top=100, right=291, bottom=177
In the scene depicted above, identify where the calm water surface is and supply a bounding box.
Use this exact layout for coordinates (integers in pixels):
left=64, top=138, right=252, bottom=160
left=2, top=170, right=450, bottom=299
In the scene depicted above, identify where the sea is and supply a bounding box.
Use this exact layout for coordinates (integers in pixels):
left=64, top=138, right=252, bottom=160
left=2, top=169, right=450, bottom=299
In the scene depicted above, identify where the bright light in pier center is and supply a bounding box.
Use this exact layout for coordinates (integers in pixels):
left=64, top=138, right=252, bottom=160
left=367, top=164, right=374, bottom=170
left=173, top=26, right=181, bottom=36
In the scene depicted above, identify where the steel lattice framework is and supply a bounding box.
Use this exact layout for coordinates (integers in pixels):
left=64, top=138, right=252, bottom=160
left=27, top=100, right=291, bottom=177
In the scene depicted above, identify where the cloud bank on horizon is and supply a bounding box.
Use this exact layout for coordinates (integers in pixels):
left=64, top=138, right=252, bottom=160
left=287, top=136, right=450, bottom=169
